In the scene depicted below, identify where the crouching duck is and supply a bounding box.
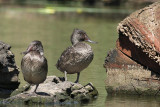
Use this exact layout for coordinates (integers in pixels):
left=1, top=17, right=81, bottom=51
left=56, top=29, right=97, bottom=83
left=21, top=40, right=48, bottom=93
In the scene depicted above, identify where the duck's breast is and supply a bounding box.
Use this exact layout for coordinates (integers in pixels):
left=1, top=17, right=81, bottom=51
left=21, top=51, right=48, bottom=84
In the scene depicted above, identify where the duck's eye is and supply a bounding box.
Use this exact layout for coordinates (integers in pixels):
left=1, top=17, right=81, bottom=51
left=80, top=34, right=85, bottom=40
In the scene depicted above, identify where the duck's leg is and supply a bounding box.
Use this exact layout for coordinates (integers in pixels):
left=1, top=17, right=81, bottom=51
left=75, top=72, right=80, bottom=83
left=64, top=71, right=67, bottom=81
left=34, top=84, right=39, bottom=93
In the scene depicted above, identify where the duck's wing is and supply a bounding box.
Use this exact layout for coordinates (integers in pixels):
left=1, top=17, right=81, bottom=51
left=56, top=45, right=81, bottom=71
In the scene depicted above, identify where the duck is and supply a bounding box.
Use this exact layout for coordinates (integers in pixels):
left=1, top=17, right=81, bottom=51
left=56, top=29, right=97, bottom=83
left=21, top=40, right=48, bottom=93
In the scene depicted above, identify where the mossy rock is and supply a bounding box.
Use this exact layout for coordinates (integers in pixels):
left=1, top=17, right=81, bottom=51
left=1, top=76, right=98, bottom=105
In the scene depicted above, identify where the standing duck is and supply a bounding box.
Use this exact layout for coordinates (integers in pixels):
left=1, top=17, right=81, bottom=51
left=21, top=40, right=48, bottom=93
left=56, top=29, right=97, bottom=83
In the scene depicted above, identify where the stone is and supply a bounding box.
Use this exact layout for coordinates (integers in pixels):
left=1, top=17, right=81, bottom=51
left=1, top=76, right=98, bottom=105
left=0, top=41, right=20, bottom=97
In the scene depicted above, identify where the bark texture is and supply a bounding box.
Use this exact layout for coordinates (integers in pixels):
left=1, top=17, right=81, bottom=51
left=104, top=2, right=160, bottom=95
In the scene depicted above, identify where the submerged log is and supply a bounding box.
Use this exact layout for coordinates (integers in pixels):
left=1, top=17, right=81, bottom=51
left=1, top=76, right=98, bottom=105
left=104, top=1, right=160, bottom=95
left=105, top=49, right=160, bottom=95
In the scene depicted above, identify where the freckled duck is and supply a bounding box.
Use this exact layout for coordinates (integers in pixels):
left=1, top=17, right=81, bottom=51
left=21, top=40, right=48, bottom=93
left=56, top=29, right=97, bottom=83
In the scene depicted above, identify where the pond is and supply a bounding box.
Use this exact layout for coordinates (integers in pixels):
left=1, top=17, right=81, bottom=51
left=0, top=6, right=160, bottom=107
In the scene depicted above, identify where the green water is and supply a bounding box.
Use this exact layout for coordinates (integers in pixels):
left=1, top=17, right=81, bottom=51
left=1, top=7, right=160, bottom=107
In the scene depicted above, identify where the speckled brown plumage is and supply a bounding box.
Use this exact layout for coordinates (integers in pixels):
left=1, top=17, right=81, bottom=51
left=56, top=29, right=97, bottom=83
left=56, top=42, right=93, bottom=74
left=21, top=40, right=48, bottom=93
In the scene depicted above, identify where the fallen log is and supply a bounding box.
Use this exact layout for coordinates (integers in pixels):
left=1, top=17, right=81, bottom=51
left=104, top=1, right=160, bottom=95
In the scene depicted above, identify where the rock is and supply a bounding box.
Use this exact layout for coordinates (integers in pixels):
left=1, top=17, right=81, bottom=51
left=1, top=76, right=98, bottom=105
left=104, top=2, right=160, bottom=95
left=0, top=41, right=20, bottom=97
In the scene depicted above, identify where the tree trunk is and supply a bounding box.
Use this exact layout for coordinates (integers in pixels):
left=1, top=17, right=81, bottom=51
left=104, top=1, right=160, bottom=95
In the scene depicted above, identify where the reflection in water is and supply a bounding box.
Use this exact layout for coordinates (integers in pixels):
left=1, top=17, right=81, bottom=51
left=106, top=95, right=160, bottom=107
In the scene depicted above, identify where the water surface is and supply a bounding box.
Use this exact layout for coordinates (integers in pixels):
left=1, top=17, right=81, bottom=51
left=0, top=7, right=160, bottom=107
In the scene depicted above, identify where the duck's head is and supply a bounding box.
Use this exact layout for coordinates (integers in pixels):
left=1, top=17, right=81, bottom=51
left=22, top=40, right=44, bottom=55
left=71, top=29, right=97, bottom=45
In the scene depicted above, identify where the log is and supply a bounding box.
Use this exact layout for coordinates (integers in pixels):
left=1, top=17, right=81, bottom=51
left=117, top=1, right=160, bottom=73
left=104, top=1, right=160, bottom=95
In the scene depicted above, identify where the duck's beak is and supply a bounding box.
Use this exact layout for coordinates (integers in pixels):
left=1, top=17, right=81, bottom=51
left=86, top=39, right=98, bottom=44
left=21, top=45, right=33, bottom=55
left=85, top=34, right=98, bottom=44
